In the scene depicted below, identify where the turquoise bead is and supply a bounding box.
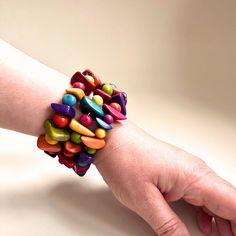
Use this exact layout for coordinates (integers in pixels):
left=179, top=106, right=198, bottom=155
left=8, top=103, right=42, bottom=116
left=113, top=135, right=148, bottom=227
left=80, top=96, right=104, bottom=118
left=62, top=94, right=77, bottom=106
left=95, top=117, right=112, bottom=130
left=78, top=160, right=88, bottom=167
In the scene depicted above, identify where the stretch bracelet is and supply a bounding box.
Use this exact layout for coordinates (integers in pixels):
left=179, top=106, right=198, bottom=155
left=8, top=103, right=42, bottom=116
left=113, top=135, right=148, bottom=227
left=37, top=69, right=127, bottom=176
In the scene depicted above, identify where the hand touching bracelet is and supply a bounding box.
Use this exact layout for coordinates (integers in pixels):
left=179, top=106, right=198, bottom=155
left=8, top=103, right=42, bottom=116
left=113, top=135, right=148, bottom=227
left=37, top=69, right=127, bottom=176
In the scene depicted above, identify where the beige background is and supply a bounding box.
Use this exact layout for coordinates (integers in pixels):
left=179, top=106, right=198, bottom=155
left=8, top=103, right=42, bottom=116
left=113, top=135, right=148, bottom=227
left=0, top=0, right=236, bottom=235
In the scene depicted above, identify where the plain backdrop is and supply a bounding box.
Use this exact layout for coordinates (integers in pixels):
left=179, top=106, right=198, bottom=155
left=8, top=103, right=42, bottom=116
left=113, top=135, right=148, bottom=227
left=0, top=1, right=236, bottom=235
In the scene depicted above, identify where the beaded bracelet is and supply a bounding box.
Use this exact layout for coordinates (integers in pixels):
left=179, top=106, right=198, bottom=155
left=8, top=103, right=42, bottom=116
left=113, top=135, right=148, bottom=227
left=37, top=69, right=127, bottom=177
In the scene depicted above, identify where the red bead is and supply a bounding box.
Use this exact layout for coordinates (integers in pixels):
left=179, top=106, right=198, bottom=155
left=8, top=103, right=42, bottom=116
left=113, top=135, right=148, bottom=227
left=110, top=102, right=121, bottom=112
left=52, top=114, right=69, bottom=128
left=79, top=114, right=92, bottom=126
left=104, top=114, right=114, bottom=124
left=73, top=82, right=85, bottom=91
left=63, top=148, right=75, bottom=158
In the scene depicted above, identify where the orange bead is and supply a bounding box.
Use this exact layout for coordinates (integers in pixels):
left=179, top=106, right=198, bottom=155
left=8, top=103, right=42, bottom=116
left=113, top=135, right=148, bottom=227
left=64, top=140, right=82, bottom=153
left=110, top=102, right=121, bottom=112
left=81, top=136, right=106, bottom=149
left=37, top=135, right=61, bottom=152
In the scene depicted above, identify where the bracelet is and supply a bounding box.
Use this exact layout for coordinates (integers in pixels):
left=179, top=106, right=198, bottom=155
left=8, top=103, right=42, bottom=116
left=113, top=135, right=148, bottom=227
left=37, top=69, right=127, bottom=177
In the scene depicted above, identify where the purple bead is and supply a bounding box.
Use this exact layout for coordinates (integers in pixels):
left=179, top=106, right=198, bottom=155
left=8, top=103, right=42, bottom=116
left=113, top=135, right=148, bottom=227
left=104, top=114, right=114, bottom=124
left=110, top=93, right=127, bottom=115
left=51, top=103, right=75, bottom=117
left=78, top=152, right=94, bottom=165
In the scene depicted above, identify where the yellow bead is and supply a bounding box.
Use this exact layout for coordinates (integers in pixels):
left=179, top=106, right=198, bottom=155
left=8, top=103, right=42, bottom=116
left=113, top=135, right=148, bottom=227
left=85, top=75, right=95, bottom=84
left=45, top=134, right=58, bottom=145
left=95, top=128, right=106, bottom=139
left=69, top=118, right=95, bottom=137
left=92, top=95, right=103, bottom=106
left=66, top=88, right=85, bottom=101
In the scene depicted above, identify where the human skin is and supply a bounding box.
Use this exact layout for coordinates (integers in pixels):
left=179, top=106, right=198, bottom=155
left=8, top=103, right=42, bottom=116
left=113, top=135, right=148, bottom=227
left=0, top=39, right=236, bottom=236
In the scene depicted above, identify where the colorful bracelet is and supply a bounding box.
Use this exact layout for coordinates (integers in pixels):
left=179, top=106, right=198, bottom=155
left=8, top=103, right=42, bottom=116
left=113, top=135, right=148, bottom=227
left=37, top=69, right=127, bottom=177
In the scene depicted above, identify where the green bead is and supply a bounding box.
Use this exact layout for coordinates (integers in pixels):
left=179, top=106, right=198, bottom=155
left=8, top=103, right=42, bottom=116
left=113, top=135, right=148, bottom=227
left=44, top=120, right=70, bottom=141
left=85, top=147, right=97, bottom=155
left=71, top=131, right=82, bottom=144
left=102, top=84, right=113, bottom=95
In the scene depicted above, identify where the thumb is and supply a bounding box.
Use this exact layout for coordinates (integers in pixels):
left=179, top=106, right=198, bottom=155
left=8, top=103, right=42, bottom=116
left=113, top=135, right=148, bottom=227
left=135, top=184, right=191, bottom=236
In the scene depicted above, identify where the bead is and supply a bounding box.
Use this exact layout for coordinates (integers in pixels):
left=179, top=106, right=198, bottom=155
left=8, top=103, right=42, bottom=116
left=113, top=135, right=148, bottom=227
left=83, top=69, right=102, bottom=86
left=110, top=83, right=117, bottom=88
left=70, top=131, right=82, bottom=144
left=37, top=135, right=61, bottom=152
left=103, top=114, right=114, bottom=124
left=73, top=82, right=85, bottom=91
left=85, top=75, right=95, bottom=84
left=51, top=103, right=75, bottom=117
left=63, top=149, right=75, bottom=158
left=80, top=96, right=104, bottom=118
left=103, top=104, right=126, bottom=120
left=69, top=118, right=95, bottom=137
left=52, top=114, right=69, bottom=128
left=110, top=93, right=127, bottom=115
left=79, top=114, right=93, bottom=127
left=94, top=88, right=111, bottom=102
left=102, top=84, right=113, bottom=95
left=110, top=102, right=121, bottom=112
left=44, top=151, right=58, bottom=158
left=64, top=140, right=82, bottom=154
left=78, top=152, right=94, bottom=165
left=58, top=151, right=76, bottom=168
left=77, top=171, right=86, bottom=177
left=112, top=87, right=123, bottom=95
left=73, top=163, right=90, bottom=173
left=44, top=120, right=70, bottom=141
left=81, top=136, right=106, bottom=149
left=85, top=147, right=97, bottom=155
left=62, top=94, right=77, bottom=106
left=66, top=88, right=85, bottom=101
left=71, top=71, right=96, bottom=96
left=95, top=117, right=112, bottom=130
left=45, top=133, right=59, bottom=145
left=92, top=95, right=103, bottom=106
left=95, top=128, right=106, bottom=139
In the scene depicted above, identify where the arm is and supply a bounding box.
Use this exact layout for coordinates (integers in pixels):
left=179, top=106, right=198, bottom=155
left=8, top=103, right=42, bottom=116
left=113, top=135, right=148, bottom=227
left=1, top=39, right=236, bottom=236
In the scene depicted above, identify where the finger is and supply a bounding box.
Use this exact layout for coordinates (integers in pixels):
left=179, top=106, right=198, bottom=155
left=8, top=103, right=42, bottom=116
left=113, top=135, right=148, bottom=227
left=215, top=216, right=234, bottom=236
left=195, top=207, right=213, bottom=235
left=231, top=222, right=236, bottom=235
left=135, top=184, right=191, bottom=236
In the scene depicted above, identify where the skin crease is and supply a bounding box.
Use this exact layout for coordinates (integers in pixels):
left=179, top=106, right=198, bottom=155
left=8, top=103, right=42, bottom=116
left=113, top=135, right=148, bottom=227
left=1, top=39, right=236, bottom=235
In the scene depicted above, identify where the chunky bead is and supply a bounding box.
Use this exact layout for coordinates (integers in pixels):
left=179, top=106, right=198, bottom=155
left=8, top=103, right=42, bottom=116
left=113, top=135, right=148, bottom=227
left=45, top=133, right=59, bottom=145
left=95, top=117, right=112, bottom=130
left=73, top=163, right=90, bottom=173
left=44, top=120, right=70, bottom=141
left=58, top=151, right=76, bottom=168
left=94, top=88, right=111, bottom=103
left=66, top=88, right=85, bottom=101
left=51, top=103, right=75, bottom=117
left=70, top=131, right=82, bottom=144
left=103, top=114, right=114, bottom=124
left=110, top=83, right=117, bottom=88
left=69, top=118, right=95, bottom=137
left=81, top=136, right=106, bottom=149
left=63, top=149, right=75, bottom=158
left=79, top=114, right=92, bottom=127
left=85, top=147, right=97, bottom=155
left=52, top=114, right=69, bottom=128
left=102, top=84, right=113, bottom=95
left=103, top=104, right=126, bottom=120
left=95, top=128, right=106, bottom=139
left=37, top=134, right=61, bottom=152
left=110, top=93, right=127, bottom=115
left=64, top=140, right=82, bottom=153
left=92, top=95, right=103, bottom=106
left=73, top=82, right=85, bottom=91
left=83, top=69, right=102, bottom=86
left=110, top=102, right=121, bottom=112
left=62, top=94, right=77, bottom=106
left=80, top=96, right=104, bottom=118
left=85, top=75, right=95, bottom=84
left=78, top=152, right=94, bottom=165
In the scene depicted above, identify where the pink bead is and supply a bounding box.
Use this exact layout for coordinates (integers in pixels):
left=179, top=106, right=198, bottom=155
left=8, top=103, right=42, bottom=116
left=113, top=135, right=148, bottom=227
left=104, top=114, right=114, bottom=124
left=73, top=82, right=85, bottom=91
left=79, top=114, right=92, bottom=126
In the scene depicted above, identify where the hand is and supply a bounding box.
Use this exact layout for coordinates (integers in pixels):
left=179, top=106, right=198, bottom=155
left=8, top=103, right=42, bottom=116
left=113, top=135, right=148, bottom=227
left=94, top=120, right=236, bottom=236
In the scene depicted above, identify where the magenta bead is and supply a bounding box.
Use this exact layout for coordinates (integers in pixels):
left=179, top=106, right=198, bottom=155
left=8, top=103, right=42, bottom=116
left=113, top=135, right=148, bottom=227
left=79, top=114, right=92, bottom=126
left=73, top=82, right=85, bottom=91
left=104, top=114, right=114, bottom=124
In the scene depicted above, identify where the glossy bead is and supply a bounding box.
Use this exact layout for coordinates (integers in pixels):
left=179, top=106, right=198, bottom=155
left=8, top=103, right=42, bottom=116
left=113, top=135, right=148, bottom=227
left=70, top=131, right=82, bottom=144
left=62, top=94, right=77, bottom=106
left=80, top=96, right=104, bottom=118
left=63, top=149, right=75, bottom=158
left=58, top=151, right=76, bottom=168
left=95, top=117, right=112, bottom=130
left=64, top=140, right=82, bottom=153
left=83, top=69, right=102, bottom=86
left=44, top=120, right=70, bottom=141
left=81, top=136, right=106, bottom=149
left=110, top=83, right=117, bottom=88
left=77, top=171, right=86, bottom=177
left=69, top=118, right=95, bottom=137
left=103, top=104, right=126, bottom=120
left=51, top=103, right=75, bottom=117
left=73, top=163, right=90, bottom=173
left=94, top=88, right=111, bottom=102
left=102, top=84, right=113, bottom=95
left=110, top=93, right=127, bottom=115
left=92, top=95, right=103, bottom=106
left=79, top=152, right=94, bottom=165
left=85, top=75, right=95, bottom=84
left=66, top=88, right=85, bottom=101
left=73, top=82, right=85, bottom=91
left=37, top=135, right=61, bottom=152
left=45, top=133, right=58, bottom=145
left=110, top=102, right=121, bottom=112
left=79, top=114, right=92, bottom=127
left=95, top=128, right=106, bottom=139
left=85, top=147, right=97, bottom=155
left=52, top=114, right=69, bottom=128
left=103, top=114, right=114, bottom=124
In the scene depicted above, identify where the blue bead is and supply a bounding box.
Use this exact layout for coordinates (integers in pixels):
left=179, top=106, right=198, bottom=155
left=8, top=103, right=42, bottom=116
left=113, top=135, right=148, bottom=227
left=95, top=117, right=112, bottom=130
left=62, top=94, right=77, bottom=106
left=78, top=160, right=88, bottom=167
